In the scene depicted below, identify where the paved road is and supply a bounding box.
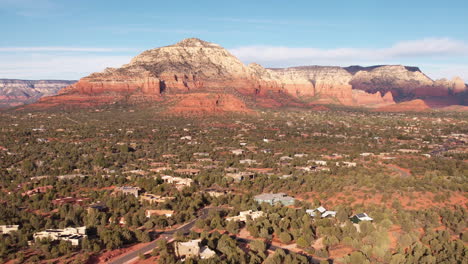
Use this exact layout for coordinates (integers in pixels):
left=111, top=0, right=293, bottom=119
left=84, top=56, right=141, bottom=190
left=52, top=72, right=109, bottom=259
left=109, top=207, right=320, bottom=264
left=236, top=237, right=320, bottom=264
left=108, top=207, right=218, bottom=264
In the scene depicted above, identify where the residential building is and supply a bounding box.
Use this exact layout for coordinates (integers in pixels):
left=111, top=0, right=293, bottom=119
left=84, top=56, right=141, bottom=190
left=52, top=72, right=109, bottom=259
left=87, top=202, right=107, bottom=213
left=239, top=159, right=257, bottom=165
left=204, top=188, right=228, bottom=197
left=306, top=206, right=336, bottom=218
left=200, top=247, right=216, bottom=259
left=254, top=193, right=295, bottom=206
left=175, top=239, right=201, bottom=258
left=225, top=171, right=255, bottom=182
left=174, top=169, right=200, bottom=176
left=161, top=175, right=193, bottom=189
left=34, top=226, right=87, bottom=246
left=22, top=185, right=53, bottom=196
left=140, top=193, right=174, bottom=204
left=231, top=149, right=244, bottom=155
left=145, top=209, right=174, bottom=218
left=52, top=197, right=89, bottom=206
left=350, top=213, right=373, bottom=223
left=115, top=186, right=141, bottom=197
left=0, top=225, right=19, bottom=234
left=226, top=210, right=264, bottom=222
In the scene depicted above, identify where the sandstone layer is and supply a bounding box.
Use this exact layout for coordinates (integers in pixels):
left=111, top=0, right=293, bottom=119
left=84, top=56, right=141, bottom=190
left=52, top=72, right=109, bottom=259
left=26, top=38, right=467, bottom=113
left=0, top=79, right=75, bottom=108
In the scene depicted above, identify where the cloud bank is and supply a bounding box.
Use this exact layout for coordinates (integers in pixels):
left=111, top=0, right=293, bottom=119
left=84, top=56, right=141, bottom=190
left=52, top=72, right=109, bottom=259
left=230, top=38, right=468, bottom=66
left=0, top=38, right=467, bottom=81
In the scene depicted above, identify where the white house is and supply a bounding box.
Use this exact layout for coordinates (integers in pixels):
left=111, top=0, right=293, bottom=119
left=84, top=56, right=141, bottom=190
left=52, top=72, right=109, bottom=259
left=0, top=225, right=19, bottom=234
left=226, top=210, right=264, bottom=222
left=34, top=226, right=87, bottom=246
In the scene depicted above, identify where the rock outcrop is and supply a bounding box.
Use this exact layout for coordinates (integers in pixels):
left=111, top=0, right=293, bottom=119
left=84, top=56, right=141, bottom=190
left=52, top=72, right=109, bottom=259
left=25, top=38, right=467, bottom=113
left=346, top=65, right=467, bottom=103
left=0, top=79, right=75, bottom=108
left=375, top=99, right=431, bottom=112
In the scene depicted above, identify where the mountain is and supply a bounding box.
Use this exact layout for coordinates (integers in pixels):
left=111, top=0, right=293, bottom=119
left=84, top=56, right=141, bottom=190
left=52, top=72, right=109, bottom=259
left=346, top=65, right=467, bottom=104
left=0, top=79, right=76, bottom=108
left=23, top=38, right=467, bottom=113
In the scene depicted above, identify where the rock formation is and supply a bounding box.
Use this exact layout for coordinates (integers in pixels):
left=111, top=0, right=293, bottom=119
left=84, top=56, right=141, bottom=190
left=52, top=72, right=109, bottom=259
left=346, top=65, right=467, bottom=103
left=376, top=99, right=431, bottom=112
left=0, top=79, right=75, bottom=108
left=24, top=38, right=467, bottom=112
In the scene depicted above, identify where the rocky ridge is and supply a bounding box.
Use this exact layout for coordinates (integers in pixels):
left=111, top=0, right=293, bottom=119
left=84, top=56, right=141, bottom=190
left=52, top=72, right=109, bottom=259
left=0, top=79, right=76, bottom=108
left=25, top=38, right=468, bottom=112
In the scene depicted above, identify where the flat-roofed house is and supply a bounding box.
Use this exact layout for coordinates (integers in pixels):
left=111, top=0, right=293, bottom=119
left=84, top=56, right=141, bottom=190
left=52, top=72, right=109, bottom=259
left=145, top=209, right=174, bottom=218
left=175, top=239, right=201, bottom=258
left=0, top=225, right=19, bottom=234
left=254, top=193, right=295, bottom=206
left=116, top=186, right=141, bottom=197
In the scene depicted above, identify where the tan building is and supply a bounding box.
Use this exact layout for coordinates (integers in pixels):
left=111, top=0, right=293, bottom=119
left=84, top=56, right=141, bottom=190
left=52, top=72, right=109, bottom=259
left=34, top=226, right=86, bottom=246
left=0, top=225, right=19, bottom=234
left=140, top=193, right=174, bottom=204
left=145, top=209, right=174, bottom=218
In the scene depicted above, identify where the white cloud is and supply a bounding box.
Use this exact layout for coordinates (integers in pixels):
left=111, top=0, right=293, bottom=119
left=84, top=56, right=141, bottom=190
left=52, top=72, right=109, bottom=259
left=1, top=38, right=467, bottom=81
left=0, top=53, right=132, bottom=80
left=0, top=47, right=135, bottom=52
left=229, top=38, right=468, bottom=81
left=230, top=38, right=468, bottom=66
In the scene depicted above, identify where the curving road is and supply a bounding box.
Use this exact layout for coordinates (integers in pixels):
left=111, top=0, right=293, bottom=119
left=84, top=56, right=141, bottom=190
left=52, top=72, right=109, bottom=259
left=107, top=207, right=217, bottom=264
left=108, top=207, right=319, bottom=264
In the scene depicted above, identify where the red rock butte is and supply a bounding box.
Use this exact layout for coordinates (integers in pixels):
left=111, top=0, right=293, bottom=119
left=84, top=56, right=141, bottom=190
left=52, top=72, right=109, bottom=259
left=26, top=38, right=468, bottom=113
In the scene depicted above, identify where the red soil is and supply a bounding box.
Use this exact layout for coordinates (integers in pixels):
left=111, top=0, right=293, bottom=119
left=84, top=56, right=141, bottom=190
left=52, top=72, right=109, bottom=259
left=298, top=190, right=467, bottom=211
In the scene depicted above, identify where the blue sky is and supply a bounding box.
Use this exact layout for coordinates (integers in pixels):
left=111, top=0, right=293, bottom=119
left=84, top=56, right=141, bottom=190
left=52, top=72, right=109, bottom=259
left=0, top=0, right=467, bottom=81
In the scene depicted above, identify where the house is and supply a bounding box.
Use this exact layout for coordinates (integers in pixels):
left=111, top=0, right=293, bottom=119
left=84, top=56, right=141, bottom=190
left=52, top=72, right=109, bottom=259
left=57, top=174, right=86, bottom=180
left=226, top=171, right=255, bottom=182
left=174, top=169, right=200, bottom=176
left=200, top=246, right=216, bottom=259
left=294, top=153, right=307, bottom=158
left=150, top=167, right=172, bottom=173
left=350, top=213, right=373, bottom=223
left=140, top=193, right=174, bottom=204
left=87, top=202, right=107, bottom=213
left=52, top=197, right=89, bottom=206
left=204, top=188, right=228, bottom=197
left=161, top=175, right=193, bottom=189
left=115, top=186, right=141, bottom=197
left=145, top=209, right=174, bottom=218
left=22, top=185, right=53, bottom=196
left=306, top=206, right=337, bottom=218
left=0, top=225, right=19, bottom=234
left=336, top=161, right=357, bottom=167
left=254, top=193, right=295, bottom=206
left=193, top=152, right=209, bottom=157
left=239, top=159, right=257, bottom=165
left=310, top=160, right=327, bottom=166
left=231, top=149, right=244, bottom=155
left=34, top=226, right=87, bottom=246
left=175, top=239, right=201, bottom=258
left=398, top=149, right=420, bottom=154
left=226, top=210, right=264, bottom=222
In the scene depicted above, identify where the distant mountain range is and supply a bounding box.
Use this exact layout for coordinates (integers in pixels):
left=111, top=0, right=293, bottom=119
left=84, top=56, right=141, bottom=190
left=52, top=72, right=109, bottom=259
left=0, top=79, right=76, bottom=108
left=5, top=38, right=468, bottom=112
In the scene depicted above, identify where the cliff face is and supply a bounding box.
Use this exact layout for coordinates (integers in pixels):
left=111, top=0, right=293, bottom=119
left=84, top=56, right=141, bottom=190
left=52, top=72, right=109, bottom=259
left=347, top=65, right=467, bottom=103
left=27, top=38, right=467, bottom=112
left=0, top=79, right=76, bottom=108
